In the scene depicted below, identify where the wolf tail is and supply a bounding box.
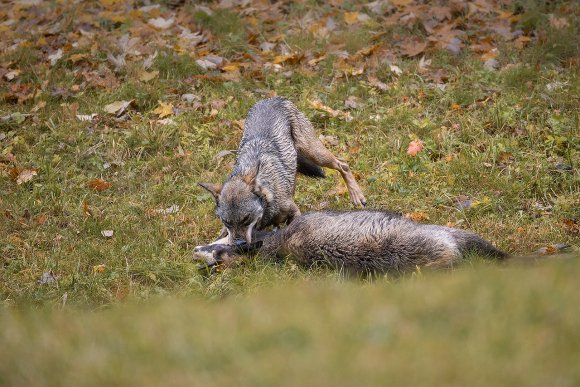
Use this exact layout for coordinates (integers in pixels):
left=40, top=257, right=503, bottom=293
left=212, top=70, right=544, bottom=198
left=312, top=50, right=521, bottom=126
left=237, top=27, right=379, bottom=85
left=297, top=154, right=325, bottom=178
left=453, top=230, right=508, bottom=260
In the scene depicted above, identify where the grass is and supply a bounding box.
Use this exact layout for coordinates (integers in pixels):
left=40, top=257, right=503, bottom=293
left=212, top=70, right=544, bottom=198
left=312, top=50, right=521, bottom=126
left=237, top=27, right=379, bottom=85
left=0, top=0, right=579, bottom=384
left=2, top=258, right=580, bottom=386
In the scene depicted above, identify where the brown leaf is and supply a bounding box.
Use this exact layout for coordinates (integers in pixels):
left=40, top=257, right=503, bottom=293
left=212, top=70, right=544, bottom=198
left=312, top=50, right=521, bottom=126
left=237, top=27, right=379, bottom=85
left=344, top=96, right=361, bottom=110
left=15, top=169, right=37, bottom=185
left=560, top=219, right=579, bottom=235
left=367, top=75, right=388, bottom=91
left=319, top=134, right=339, bottom=146
left=83, top=200, right=93, bottom=217
left=87, top=178, right=112, bottom=191
left=400, top=39, right=428, bottom=57
left=83, top=69, right=120, bottom=90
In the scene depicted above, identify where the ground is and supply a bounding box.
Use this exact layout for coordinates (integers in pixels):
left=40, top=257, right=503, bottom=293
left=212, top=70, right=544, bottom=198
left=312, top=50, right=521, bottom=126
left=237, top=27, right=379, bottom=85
left=0, top=0, right=578, bottom=385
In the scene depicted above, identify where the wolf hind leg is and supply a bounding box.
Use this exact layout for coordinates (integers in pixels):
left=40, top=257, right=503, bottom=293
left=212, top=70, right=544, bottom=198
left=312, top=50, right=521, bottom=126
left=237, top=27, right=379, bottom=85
left=296, top=139, right=367, bottom=207
left=286, top=101, right=366, bottom=207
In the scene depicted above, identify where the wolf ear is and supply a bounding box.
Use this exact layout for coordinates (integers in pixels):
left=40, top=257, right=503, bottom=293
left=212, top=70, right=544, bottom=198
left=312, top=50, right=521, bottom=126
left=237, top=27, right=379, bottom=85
left=242, top=161, right=261, bottom=187
left=198, top=182, right=222, bottom=203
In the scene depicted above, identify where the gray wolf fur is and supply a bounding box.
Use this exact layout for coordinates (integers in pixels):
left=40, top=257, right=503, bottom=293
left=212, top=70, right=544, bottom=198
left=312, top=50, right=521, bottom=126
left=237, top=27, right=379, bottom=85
left=193, top=210, right=506, bottom=274
left=199, top=97, right=366, bottom=244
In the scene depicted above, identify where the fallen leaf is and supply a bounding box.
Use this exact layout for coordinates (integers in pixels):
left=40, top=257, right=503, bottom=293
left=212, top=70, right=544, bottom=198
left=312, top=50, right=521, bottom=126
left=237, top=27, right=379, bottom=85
left=309, top=99, right=352, bottom=121
left=319, top=134, right=339, bottom=146
left=405, top=212, right=430, bottom=222
left=549, top=15, right=569, bottom=29
left=454, top=195, right=472, bottom=209
left=103, top=99, right=133, bottom=116
left=210, top=99, right=226, bottom=110
left=139, top=69, right=159, bottom=82
left=391, top=0, right=412, bottom=6
left=181, top=94, right=201, bottom=104
left=272, top=53, right=303, bottom=65
left=484, top=58, right=499, bottom=71
left=307, top=55, right=327, bottom=66
left=367, top=75, right=388, bottom=91
left=101, top=230, right=114, bottom=238
left=83, top=200, right=93, bottom=216
left=344, top=96, right=361, bottom=109
left=534, top=244, right=570, bottom=255
left=93, top=264, right=107, bottom=272
left=406, top=138, right=424, bottom=156
left=195, top=55, right=224, bottom=70
left=156, top=204, right=180, bottom=215
left=87, top=178, right=112, bottom=191
left=40, top=271, right=56, bottom=285
left=48, top=49, right=63, bottom=66
left=69, top=53, right=89, bottom=63
left=400, top=39, right=428, bottom=57
left=148, top=17, right=174, bottom=29
left=560, top=219, right=579, bottom=235
left=418, top=56, right=431, bottom=72
left=389, top=64, right=403, bottom=76
left=4, top=70, right=21, bottom=81
left=514, top=36, right=531, bottom=50
left=35, top=213, right=47, bottom=225
left=153, top=101, right=174, bottom=118
left=344, top=12, right=360, bottom=25
left=16, top=169, right=37, bottom=184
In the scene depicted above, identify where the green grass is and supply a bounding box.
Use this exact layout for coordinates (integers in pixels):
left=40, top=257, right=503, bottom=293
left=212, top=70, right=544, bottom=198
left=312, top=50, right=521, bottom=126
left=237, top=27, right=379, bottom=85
left=0, top=0, right=579, bottom=384
left=2, top=258, right=580, bottom=386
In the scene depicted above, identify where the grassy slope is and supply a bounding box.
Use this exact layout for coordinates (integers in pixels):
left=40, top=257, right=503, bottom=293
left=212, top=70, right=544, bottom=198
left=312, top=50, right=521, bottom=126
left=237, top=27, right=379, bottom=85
left=2, top=258, right=580, bottom=386
left=0, top=0, right=579, bottom=384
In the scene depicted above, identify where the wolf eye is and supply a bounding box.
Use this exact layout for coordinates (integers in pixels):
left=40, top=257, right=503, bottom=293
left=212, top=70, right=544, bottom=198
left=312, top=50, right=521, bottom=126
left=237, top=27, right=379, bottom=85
left=241, top=215, right=251, bottom=225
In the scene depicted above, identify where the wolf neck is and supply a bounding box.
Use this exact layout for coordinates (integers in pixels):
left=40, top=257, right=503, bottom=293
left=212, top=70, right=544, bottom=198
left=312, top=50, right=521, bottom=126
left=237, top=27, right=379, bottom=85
left=231, top=139, right=264, bottom=178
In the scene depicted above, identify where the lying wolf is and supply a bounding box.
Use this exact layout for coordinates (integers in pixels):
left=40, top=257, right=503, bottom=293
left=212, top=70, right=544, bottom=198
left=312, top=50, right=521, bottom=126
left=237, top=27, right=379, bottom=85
left=193, top=210, right=506, bottom=274
left=199, top=97, right=366, bottom=244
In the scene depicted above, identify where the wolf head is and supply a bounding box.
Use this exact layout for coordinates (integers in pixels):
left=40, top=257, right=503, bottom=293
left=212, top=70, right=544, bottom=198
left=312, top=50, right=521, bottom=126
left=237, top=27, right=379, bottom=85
left=199, top=167, right=270, bottom=244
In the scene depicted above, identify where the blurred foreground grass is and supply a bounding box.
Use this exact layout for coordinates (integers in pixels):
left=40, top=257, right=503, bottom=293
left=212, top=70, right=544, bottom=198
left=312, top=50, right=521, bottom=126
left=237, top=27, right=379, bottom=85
left=2, top=257, right=579, bottom=386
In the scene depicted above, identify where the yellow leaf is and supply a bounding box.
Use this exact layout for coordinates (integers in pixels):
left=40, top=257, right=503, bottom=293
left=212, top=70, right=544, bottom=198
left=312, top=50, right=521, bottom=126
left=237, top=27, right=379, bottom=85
left=221, top=64, right=239, bottom=72
left=272, top=54, right=296, bottom=64
left=153, top=101, right=174, bottom=118
left=514, top=36, right=531, bottom=50
left=344, top=12, right=360, bottom=25
left=69, top=53, right=89, bottom=63
left=404, top=212, right=430, bottom=222
left=139, top=70, right=159, bottom=82
left=100, top=0, right=123, bottom=8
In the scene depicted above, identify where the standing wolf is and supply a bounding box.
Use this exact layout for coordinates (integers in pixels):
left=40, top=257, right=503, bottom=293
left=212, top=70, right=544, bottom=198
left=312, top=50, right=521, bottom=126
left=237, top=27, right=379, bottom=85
left=193, top=210, right=507, bottom=274
left=199, top=97, right=366, bottom=244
